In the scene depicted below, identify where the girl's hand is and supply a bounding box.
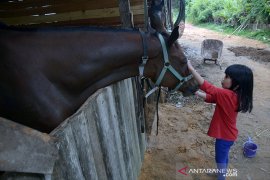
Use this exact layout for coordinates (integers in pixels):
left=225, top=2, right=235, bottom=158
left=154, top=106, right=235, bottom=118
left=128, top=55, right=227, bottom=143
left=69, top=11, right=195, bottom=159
left=195, top=91, right=207, bottom=100
left=187, top=60, right=195, bottom=72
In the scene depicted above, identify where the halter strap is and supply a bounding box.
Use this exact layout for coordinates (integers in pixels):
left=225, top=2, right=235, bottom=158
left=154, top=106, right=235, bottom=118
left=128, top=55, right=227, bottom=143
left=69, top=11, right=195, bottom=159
left=138, top=31, right=193, bottom=136
left=154, top=33, right=193, bottom=93
left=138, top=30, right=193, bottom=98
left=139, top=29, right=148, bottom=77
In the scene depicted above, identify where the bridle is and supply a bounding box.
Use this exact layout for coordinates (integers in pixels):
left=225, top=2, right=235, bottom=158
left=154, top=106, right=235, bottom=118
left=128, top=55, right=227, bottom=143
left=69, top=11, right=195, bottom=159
left=139, top=29, right=193, bottom=98
left=138, top=29, right=193, bottom=135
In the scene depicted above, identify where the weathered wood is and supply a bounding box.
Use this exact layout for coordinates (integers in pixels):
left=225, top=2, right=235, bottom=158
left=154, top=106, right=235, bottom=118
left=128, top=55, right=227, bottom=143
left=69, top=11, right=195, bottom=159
left=0, top=7, right=120, bottom=25
left=118, top=0, right=133, bottom=28
left=125, top=79, right=142, bottom=174
left=8, top=14, right=144, bottom=28
left=70, top=113, right=99, bottom=180
left=0, top=78, right=146, bottom=180
left=0, top=117, right=58, bottom=175
left=0, top=1, right=119, bottom=18
left=113, top=80, right=141, bottom=178
left=0, top=0, right=143, bottom=12
left=112, top=83, right=135, bottom=180
left=0, top=5, right=144, bottom=26
left=0, top=0, right=143, bottom=9
left=49, top=78, right=146, bottom=180
left=0, top=0, right=106, bottom=9
left=0, top=1, right=142, bottom=18
left=95, top=88, right=127, bottom=179
left=52, top=124, right=85, bottom=180
left=84, top=103, right=108, bottom=180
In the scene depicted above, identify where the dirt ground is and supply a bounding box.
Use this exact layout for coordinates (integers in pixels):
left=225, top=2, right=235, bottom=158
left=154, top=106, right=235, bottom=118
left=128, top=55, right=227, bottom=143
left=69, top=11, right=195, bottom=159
left=139, top=24, right=270, bottom=180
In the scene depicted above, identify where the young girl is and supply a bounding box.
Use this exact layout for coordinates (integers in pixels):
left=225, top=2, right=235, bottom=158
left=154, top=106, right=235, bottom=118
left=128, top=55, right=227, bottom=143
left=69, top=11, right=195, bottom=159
left=187, top=61, right=253, bottom=179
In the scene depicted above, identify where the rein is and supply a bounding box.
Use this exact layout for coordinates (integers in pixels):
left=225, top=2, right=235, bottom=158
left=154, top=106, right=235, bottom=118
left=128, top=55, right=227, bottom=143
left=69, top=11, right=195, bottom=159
left=139, top=29, right=193, bottom=135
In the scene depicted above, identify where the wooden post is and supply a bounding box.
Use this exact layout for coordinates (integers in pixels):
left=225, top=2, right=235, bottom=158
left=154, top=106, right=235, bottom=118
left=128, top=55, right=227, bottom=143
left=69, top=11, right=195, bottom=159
left=118, top=0, right=134, bottom=28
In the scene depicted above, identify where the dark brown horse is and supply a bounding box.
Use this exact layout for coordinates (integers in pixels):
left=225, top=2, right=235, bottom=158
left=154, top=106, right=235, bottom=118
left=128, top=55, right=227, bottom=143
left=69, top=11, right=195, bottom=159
left=0, top=6, right=198, bottom=132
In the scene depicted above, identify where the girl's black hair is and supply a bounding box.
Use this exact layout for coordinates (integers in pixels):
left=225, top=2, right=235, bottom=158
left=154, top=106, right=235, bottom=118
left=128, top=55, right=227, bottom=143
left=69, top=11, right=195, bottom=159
left=225, top=64, right=253, bottom=113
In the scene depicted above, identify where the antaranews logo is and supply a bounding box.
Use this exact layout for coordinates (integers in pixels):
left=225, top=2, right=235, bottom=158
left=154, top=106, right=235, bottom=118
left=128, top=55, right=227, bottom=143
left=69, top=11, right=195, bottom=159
left=177, top=166, right=237, bottom=177
left=178, top=166, right=188, bottom=176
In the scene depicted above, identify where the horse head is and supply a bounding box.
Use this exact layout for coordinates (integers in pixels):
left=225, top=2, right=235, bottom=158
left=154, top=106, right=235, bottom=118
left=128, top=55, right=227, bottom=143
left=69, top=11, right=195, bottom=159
left=144, top=1, right=199, bottom=96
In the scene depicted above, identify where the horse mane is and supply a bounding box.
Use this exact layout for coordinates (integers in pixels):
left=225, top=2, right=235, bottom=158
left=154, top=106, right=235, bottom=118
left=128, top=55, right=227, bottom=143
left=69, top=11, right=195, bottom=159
left=0, top=22, right=8, bottom=28
left=0, top=22, right=138, bottom=33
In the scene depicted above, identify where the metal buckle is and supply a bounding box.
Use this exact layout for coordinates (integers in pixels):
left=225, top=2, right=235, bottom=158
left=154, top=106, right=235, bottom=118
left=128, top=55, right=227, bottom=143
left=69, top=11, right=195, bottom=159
left=141, top=56, right=148, bottom=65
left=164, top=62, right=170, bottom=66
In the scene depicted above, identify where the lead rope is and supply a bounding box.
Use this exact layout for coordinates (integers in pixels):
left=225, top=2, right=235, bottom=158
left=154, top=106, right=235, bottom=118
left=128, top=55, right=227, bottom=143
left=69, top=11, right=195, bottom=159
left=139, top=29, right=148, bottom=77
left=139, top=28, right=159, bottom=135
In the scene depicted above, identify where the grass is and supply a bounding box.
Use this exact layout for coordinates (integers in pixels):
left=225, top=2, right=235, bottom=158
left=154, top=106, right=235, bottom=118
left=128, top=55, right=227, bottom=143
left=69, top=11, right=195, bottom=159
left=194, top=23, right=270, bottom=45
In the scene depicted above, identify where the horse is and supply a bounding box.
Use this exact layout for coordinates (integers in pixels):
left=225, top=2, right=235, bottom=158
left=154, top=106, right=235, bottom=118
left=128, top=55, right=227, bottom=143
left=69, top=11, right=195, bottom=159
left=0, top=3, right=198, bottom=133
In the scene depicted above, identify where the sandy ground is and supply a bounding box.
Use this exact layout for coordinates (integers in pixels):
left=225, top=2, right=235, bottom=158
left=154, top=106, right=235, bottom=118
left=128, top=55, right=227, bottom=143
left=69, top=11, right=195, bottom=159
left=139, top=24, right=270, bottom=180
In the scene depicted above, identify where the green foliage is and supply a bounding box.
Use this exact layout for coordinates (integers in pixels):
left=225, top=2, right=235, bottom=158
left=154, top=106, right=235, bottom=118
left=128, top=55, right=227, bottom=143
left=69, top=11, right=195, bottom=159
left=197, top=23, right=270, bottom=45
left=186, top=0, right=215, bottom=24
left=186, top=0, right=270, bottom=26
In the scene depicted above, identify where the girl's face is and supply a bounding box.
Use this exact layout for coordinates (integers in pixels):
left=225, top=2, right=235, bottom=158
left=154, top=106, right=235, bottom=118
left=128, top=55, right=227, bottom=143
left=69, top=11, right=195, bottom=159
left=221, top=74, right=232, bottom=89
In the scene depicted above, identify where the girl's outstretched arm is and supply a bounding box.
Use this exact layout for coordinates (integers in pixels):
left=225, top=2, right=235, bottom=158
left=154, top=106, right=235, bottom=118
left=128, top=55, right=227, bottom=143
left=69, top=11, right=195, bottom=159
left=187, top=60, right=204, bottom=85
left=188, top=60, right=218, bottom=103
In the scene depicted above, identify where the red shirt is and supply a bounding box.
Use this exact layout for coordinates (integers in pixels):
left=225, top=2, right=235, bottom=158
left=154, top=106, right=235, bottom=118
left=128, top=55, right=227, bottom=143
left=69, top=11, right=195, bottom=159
left=200, top=80, right=238, bottom=141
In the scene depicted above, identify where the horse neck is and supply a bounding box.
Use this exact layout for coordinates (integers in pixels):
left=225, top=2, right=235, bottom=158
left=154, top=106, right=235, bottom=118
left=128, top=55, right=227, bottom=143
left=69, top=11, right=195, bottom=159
left=87, top=30, right=161, bottom=80
left=54, top=29, right=161, bottom=97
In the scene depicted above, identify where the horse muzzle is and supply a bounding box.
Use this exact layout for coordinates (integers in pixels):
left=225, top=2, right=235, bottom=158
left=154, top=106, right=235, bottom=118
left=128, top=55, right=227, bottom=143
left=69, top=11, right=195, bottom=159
left=180, top=79, right=199, bottom=97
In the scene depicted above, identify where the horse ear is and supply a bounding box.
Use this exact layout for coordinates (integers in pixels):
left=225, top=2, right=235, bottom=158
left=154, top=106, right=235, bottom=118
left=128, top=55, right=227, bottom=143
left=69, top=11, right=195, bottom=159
left=167, top=26, right=179, bottom=48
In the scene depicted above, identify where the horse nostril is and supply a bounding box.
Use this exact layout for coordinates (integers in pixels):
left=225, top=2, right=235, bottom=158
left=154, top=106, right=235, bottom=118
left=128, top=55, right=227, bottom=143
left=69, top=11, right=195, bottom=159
left=188, top=86, right=198, bottom=94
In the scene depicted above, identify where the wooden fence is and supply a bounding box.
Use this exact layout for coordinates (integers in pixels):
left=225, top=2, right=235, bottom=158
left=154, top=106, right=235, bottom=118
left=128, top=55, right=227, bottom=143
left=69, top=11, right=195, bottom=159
left=0, top=77, right=147, bottom=180
left=0, top=1, right=160, bottom=179
left=50, top=78, right=146, bottom=180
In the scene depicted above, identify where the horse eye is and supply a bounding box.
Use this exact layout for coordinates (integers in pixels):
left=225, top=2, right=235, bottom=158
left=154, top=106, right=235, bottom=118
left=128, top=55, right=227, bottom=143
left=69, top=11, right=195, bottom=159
left=182, top=58, right=188, bottom=64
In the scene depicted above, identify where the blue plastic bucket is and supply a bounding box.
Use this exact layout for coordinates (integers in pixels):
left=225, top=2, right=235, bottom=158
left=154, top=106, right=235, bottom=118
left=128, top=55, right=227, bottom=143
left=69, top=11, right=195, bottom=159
left=243, top=137, right=257, bottom=158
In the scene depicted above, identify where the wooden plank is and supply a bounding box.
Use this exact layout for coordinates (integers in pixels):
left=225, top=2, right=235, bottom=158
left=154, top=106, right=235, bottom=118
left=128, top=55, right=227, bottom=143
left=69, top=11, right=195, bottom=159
left=10, top=14, right=144, bottom=27
left=133, top=14, right=145, bottom=26
left=106, top=87, right=128, bottom=180
left=116, top=80, right=140, bottom=178
left=0, top=1, right=119, bottom=18
left=0, top=0, right=99, bottom=9
left=52, top=124, right=85, bottom=180
left=0, top=117, right=58, bottom=174
left=125, top=79, right=142, bottom=174
left=0, top=0, right=143, bottom=15
left=0, top=7, right=121, bottom=25
left=95, top=88, right=122, bottom=179
left=48, top=79, right=145, bottom=180
left=0, top=0, right=143, bottom=9
left=112, top=82, right=136, bottom=180
left=0, top=5, right=144, bottom=26
left=57, top=14, right=143, bottom=26
left=70, top=112, right=99, bottom=180
left=50, top=88, right=109, bottom=180
left=15, top=17, right=122, bottom=27
left=83, top=98, right=108, bottom=180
